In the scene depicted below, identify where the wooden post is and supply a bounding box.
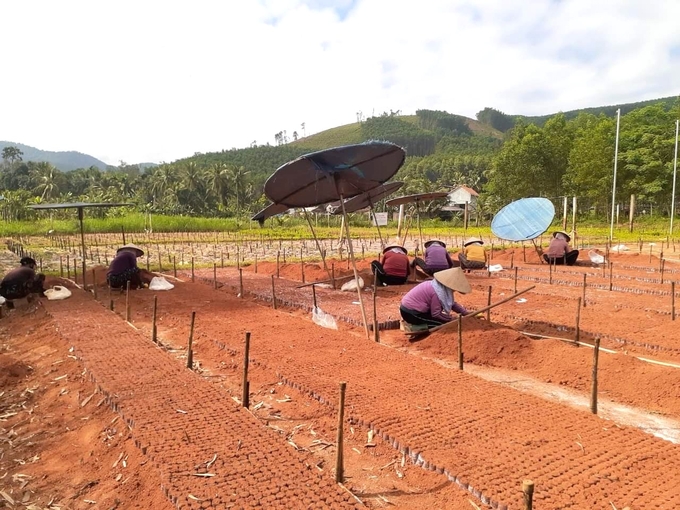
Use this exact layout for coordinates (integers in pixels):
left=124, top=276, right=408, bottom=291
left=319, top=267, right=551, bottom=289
left=191, top=257, right=195, bottom=282
left=213, top=263, right=217, bottom=289
left=649, top=245, right=653, bottom=264
left=92, top=269, right=97, bottom=299
left=486, top=286, right=492, bottom=321
left=572, top=196, right=578, bottom=233
left=549, top=260, right=553, bottom=284
left=575, top=297, right=582, bottom=346
left=523, top=480, right=534, bottom=510
left=254, top=255, right=258, bottom=274
left=300, top=249, right=305, bottom=283
left=562, top=195, right=568, bottom=230
left=629, top=194, right=635, bottom=232
left=221, top=251, right=224, bottom=269
left=609, top=262, right=613, bottom=291
left=672, top=281, right=676, bottom=321
left=373, top=278, right=379, bottom=343
left=125, top=281, right=131, bottom=322
left=583, top=274, right=587, bottom=307
left=152, top=295, right=158, bottom=343
left=276, top=251, right=280, bottom=278
left=312, top=284, right=317, bottom=309
left=590, top=337, right=601, bottom=414
left=335, top=381, right=347, bottom=483
left=108, top=285, right=113, bottom=311
left=463, top=202, right=469, bottom=230
left=173, top=256, right=177, bottom=277
left=523, top=244, right=526, bottom=263
left=510, top=252, right=514, bottom=270
left=331, top=263, right=336, bottom=289
left=242, top=331, right=251, bottom=408
left=187, top=311, right=195, bottom=369
left=146, top=253, right=150, bottom=271
left=60, top=256, right=63, bottom=277
left=271, top=275, right=277, bottom=310
left=73, top=259, right=78, bottom=284
left=457, top=313, right=464, bottom=370
left=239, top=268, right=244, bottom=298
left=661, top=259, right=665, bottom=284
left=158, top=251, right=162, bottom=272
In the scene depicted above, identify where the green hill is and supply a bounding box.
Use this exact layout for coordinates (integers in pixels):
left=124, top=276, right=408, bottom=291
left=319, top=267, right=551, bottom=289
left=0, top=141, right=110, bottom=171
left=476, top=95, right=680, bottom=132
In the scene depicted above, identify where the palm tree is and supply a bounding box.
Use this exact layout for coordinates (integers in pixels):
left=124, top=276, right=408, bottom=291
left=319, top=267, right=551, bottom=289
left=228, top=165, right=250, bottom=219
left=208, top=163, right=230, bottom=210
left=32, top=162, right=60, bottom=201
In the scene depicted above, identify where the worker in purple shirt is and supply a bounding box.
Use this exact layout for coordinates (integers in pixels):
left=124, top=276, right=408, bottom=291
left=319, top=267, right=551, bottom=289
left=0, top=257, right=46, bottom=309
left=107, top=244, right=149, bottom=289
left=400, top=267, right=471, bottom=326
left=411, top=240, right=456, bottom=276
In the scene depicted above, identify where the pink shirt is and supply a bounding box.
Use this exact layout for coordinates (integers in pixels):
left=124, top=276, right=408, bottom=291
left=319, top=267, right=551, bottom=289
left=546, top=238, right=571, bottom=258
left=400, top=281, right=467, bottom=322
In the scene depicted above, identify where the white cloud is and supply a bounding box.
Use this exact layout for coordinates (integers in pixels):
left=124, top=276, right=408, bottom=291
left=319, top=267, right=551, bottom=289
left=1, top=0, right=679, bottom=165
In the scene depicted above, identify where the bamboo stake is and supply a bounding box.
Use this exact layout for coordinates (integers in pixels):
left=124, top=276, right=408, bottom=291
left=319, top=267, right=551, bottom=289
left=173, top=256, right=177, bottom=277
left=271, top=276, right=277, bottom=310
left=338, top=193, right=371, bottom=340
left=125, top=281, right=131, bottom=322
left=152, top=296, right=158, bottom=343
left=672, top=281, right=676, bottom=321
left=590, top=337, right=601, bottom=414
left=523, top=480, right=534, bottom=510
left=575, top=297, right=582, bottom=346
left=486, top=286, right=492, bottom=321
left=335, top=381, right=347, bottom=483
left=331, top=263, right=336, bottom=289
left=609, top=262, right=613, bottom=291
left=661, top=258, right=665, bottom=284
left=91, top=269, right=97, bottom=299
left=312, top=284, right=317, bottom=308
left=186, top=311, right=195, bottom=369
left=242, top=332, right=251, bottom=408
left=583, top=273, right=587, bottom=307
left=191, top=257, right=195, bottom=282
left=239, top=268, right=244, bottom=298
left=373, top=276, right=379, bottom=343
left=276, top=251, right=280, bottom=278
left=60, top=256, right=63, bottom=277
left=108, top=285, right=113, bottom=311
left=457, top=313, right=464, bottom=370
left=514, top=267, right=518, bottom=293
left=213, top=263, right=217, bottom=289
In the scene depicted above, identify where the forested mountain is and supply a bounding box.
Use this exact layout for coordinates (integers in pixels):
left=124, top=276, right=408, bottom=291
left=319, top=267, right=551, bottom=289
left=2, top=95, right=679, bottom=222
left=0, top=141, right=109, bottom=171
left=476, top=95, right=680, bottom=132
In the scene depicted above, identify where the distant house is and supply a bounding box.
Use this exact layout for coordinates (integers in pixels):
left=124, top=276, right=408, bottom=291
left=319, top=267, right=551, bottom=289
left=443, top=185, right=479, bottom=212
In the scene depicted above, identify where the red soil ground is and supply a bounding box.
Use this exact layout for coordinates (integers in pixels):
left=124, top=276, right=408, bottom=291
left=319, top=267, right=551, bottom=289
left=4, top=242, right=680, bottom=509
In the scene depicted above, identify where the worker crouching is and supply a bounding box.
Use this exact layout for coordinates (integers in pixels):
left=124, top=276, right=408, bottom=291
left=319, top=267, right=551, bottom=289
left=371, top=246, right=410, bottom=286
left=107, top=244, right=150, bottom=289
left=543, top=231, right=579, bottom=266
left=0, top=257, right=46, bottom=309
left=411, top=240, right=456, bottom=276
left=458, top=237, right=487, bottom=270
left=399, top=267, right=471, bottom=327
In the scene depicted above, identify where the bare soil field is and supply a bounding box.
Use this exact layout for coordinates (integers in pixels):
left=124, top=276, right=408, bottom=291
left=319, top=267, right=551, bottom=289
left=3, top=237, right=680, bottom=509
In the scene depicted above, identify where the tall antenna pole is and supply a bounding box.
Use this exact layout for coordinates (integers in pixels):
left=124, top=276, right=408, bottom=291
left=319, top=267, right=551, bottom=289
left=610, top=108, right=621, bottom=241
left=671, top=119, right=679, bottom=236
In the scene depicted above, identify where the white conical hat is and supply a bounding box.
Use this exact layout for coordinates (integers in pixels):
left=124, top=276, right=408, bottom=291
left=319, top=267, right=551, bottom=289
left=433, top=267, right=471, bottom=294
left=117, top=244, right=144, bottom=257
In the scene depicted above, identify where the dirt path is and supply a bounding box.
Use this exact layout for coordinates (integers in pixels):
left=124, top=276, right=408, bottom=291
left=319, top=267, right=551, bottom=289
left=111, top=278, right=680, bottom=510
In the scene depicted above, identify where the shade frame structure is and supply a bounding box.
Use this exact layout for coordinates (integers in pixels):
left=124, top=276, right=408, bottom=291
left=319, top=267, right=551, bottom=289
left=490, top=197, right=556, bottom=242
left=384, top=191, right=450, bottom=208
left=29, top=202, right=134, bottom=287
left=333, top=181, right=404, bottom=214
left=385, top=191, right=450, bottom=254
left=251, top=202, right=290, bottom=225
left=264, top=141, right=406, bottom=208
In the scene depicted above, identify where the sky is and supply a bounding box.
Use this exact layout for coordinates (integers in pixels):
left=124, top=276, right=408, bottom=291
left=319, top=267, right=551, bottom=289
left=2, top=0, right=680, bottom=166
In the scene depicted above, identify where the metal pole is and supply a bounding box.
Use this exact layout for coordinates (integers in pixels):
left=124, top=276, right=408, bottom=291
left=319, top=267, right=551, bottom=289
left=610, top=108, right=621, bottom=241
left=670, top=119, right=679, bottom=236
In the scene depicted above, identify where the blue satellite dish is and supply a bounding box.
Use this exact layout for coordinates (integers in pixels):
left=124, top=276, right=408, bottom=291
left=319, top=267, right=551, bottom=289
left=491, top=197, right=556, bottom=241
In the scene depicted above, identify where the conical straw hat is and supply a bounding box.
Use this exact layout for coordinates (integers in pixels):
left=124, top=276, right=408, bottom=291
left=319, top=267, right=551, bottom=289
left=424, top=239, right=446, bottom=248
left=433, top=267, right=471, bottom=294
left=117, top=244, right=145, bottom=257
left=383, top=245, right=408, bottom=255
left=553, top=231, right=571, bottom=242
left=463, top=237, right=483, bottom=247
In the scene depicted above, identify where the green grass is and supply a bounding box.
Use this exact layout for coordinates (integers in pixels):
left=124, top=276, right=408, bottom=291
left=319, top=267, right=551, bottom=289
left=1, top=212, right=677, bottom=244
left=292, top=122, right=364, bottom=149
